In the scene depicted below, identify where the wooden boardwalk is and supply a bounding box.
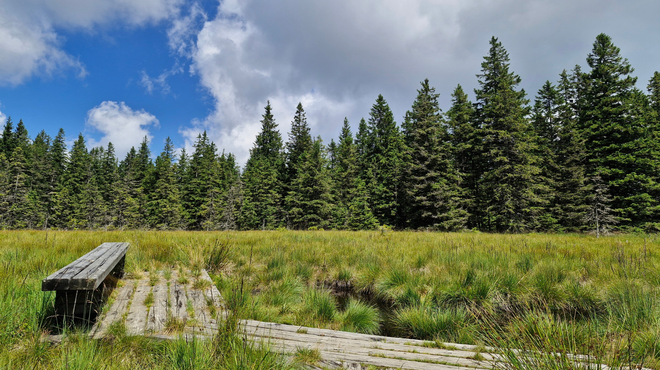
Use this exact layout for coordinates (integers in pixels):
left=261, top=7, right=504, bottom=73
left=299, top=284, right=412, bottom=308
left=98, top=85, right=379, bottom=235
left=91, top=270, right=496, bottom=369
left=86, top=270, right=648, bottom=370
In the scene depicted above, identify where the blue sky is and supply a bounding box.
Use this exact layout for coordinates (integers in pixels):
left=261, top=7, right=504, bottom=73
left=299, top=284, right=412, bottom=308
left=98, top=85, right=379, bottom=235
left=0, top=1, right=217, bottom=158
left=1, top=0, right=659, bottom=164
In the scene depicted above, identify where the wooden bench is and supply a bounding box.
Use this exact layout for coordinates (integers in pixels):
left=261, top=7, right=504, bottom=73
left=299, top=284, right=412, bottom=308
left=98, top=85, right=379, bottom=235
left=42, top=242, right=129, bottom=324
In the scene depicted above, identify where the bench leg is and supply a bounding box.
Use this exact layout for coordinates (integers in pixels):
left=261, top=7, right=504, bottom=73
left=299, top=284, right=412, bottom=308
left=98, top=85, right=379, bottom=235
left=55, top=290, right=102, bottom=325
left=110, top=255, right=126, bottom=279
left=53, top=271, right=124, bottom=326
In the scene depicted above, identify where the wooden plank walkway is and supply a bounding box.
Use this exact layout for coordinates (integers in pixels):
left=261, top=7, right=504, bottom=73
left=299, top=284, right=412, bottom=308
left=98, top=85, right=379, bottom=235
left=91, top=270, right=620, bottom=370
left=90, top=269, right=496, bottom=369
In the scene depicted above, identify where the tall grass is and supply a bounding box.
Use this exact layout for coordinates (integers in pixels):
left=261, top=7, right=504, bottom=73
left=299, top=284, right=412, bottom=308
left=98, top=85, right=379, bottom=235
left=299, top=288, right=337, bottom=324
left=338, top=299, right=381, bottom=334
left=0, top=230, right=296, bottom=369
left=2, top=230, right=660, bottom=368
left=394, top=305, right=472, bottom=342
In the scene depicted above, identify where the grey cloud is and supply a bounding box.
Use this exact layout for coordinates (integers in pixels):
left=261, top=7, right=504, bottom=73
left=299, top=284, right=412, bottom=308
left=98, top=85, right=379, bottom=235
left=185, top=0, right=660, bottom=164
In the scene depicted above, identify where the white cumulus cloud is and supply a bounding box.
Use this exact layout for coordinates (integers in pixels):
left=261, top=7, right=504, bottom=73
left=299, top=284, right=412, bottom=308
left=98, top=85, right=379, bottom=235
left=86, top=101, right=159, bottom=158
left=0, top=0, right=183, bottom=85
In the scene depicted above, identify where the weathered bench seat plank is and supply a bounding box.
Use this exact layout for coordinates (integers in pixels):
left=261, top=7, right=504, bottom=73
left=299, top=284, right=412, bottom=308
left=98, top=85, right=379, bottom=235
left=42, top=242, right=129, bottom=291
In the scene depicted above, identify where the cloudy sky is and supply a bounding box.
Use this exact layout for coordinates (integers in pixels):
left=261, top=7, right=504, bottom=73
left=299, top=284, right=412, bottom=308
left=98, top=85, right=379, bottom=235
left=0, top=0, right=658, bottom=164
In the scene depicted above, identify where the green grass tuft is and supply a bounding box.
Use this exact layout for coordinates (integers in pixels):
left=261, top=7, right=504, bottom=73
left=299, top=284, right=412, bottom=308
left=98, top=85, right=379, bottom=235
left=299, top=288, right=337, bottom=324
left=339, top=299, right=381, bottom=335
left=293, top=347, right=322, bottom=366
left=393, top=305, right=472, bottom=342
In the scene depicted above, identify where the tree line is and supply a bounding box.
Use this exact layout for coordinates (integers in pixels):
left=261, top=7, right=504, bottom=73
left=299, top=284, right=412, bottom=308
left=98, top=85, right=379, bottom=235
left=1, top=34, right=659, bottom=233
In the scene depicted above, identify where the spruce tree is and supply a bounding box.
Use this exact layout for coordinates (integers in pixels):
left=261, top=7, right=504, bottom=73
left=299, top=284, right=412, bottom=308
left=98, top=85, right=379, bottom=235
left=84, top=147, right=107, bottom=229
left=62, top=134, right=92, bottom=228
left=148, top=137, right=183, bottom=229
left=643, top=73, right=660, bottom=230
left=531, top=81, right=563, bottom=230
left=135, top=137, right=153, bottom=182
left=0, top=153, right=9, bottom=228
left=554, top=70, right=591, bottom=231
left=0, top=117, right=14, bottom=157
left=116, top=147, right=143, bottom=229
left=286, top=137, right=333, bottom=229
left=99, top=143, right=119, bottom=227
left=447, top=84, right=479, bottom=229
left=327, top=139, right=338, bottom=171
left=649, top=72, right=660, bottom=114
left=363, top=95, right=402, bottom=227
left=14, top=120, right=30, bottom=151
left=6, top=147, right=32, bottom=228
left=473, top=36, right=544, bottom=232
left=332, top=119, right=360, bottom=228
left=346, top=177, right=379, bottom=230
left=284, top=103, right=313, bottom=227
left=584, top=174, right=618, bottom=237
left=133, top=137, right=153, bottom=227
left=202, top=151, right=231, bottom=230
left=29, top=131, right=51, bottom=228
left=579, top=34, right=660, bottom=229
left=285, top=103, right=313, bottom=183
left=183, top=132, right=217, bottom=229
left=240, top=102, right=285, bottom=229
left=355, top=118, right=370, bottom=180
left=49, top=129, right=67, bottom=186
left=47, top=129, right=68, bottom=228
left=402, top=79, right=466, bottom=230
left=217, top=152, right=242, bottom=230
left=175, top=148, right=190, bottom=223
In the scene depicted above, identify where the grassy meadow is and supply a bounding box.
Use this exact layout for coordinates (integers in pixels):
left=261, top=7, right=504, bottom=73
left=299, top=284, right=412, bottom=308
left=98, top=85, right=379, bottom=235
left=2, top=230, right=660, bottom=369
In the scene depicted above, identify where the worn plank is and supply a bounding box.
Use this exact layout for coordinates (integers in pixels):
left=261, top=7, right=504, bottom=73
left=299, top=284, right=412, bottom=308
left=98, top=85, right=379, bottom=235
left=44, top=243, right=113, bottom=282
left=311, top=349, right=487, bottom=370
left=125, top=277, right=150, bottom=335
left=90, top=281, right=135, bottom=339
left=268, top=345, right=486, bottom=370
left=237, top=320, right=482, bottom=352
left=238, top=324, right=495, bottom=362
left=257, top=320, right=481, bottom=352
left=73, top=243, right=128, bottom=288
left=187, top=279, right=210, bottom=332
left=42, top=248, right=107, bottom=290
left=201, top=270, right=223, bottom=307
left=275, top=338, right=490, bottom=369
left=256, top=339, right=489, bottom=370
left=146, top=274, right=168, bottom=334
left=148, top=331, right=488, bottom=370
left=232, top=325, right=494, bottom=368
left=168, top=271, right=189, bottom=324
left=42, top=242, right=129, bottom=291
left=200, top=271, right=224, bottom=330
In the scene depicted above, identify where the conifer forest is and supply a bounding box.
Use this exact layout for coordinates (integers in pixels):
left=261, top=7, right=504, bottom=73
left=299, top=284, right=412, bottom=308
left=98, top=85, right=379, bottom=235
left=1, top=34, right=659, bottom=233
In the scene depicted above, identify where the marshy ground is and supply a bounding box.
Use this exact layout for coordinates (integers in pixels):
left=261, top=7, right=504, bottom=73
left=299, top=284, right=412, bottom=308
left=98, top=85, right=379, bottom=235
left=1, top=230, right=660, bottom=369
